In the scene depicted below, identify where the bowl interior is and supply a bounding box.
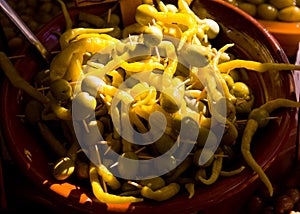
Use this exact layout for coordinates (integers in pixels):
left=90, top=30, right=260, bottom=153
left=0, top=0, right=298, bottom=213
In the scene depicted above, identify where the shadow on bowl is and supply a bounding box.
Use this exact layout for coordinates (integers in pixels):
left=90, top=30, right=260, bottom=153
left=0, top=0, right=298, bottom=213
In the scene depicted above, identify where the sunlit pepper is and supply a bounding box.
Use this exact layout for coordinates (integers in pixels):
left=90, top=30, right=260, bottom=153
left=135, top=4, right=198, bottom=50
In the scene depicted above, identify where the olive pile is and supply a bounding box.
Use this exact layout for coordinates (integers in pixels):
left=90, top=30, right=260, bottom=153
left=0, top=0, right=74, bottom=53
left=224, top=0, right=300, bottom=22
left=244, top=164, right=300, bottom=214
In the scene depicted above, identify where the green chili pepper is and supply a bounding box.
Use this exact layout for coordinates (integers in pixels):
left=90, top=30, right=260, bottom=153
left=97, top=164, right=121, bottom=190
left=197, top=151, right=223, bottom=185
left=241, top=118, right=274, bottom=196
left=0, top=52, right=50, bottom=104
left=220, top=166, right=245, bottom=177
left=140, top=182, right=180, bottom=201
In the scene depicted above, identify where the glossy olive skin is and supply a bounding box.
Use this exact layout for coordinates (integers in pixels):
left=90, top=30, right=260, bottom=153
left=50, top=79, right=73, bottom=102
left=225, top=0, right=300, bottom=22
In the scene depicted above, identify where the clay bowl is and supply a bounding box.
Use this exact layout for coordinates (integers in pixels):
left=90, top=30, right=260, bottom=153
left=258, top=19, right=300, bottom=58
left=0, top=0, right=298, bottom=213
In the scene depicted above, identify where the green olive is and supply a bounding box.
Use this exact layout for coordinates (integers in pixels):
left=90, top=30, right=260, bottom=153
left=27, top=0, right=38, bottom=7
left=80, top=120, right=103, bottom=146
left=199, top=115, right=211, bottom=130
left=214, top=97, right=236, bottom=121
left=171, top=112, right=182, bottom=133
left=72, top=92, right=97, bottom=120
left=140, top=176, right=166, bottom=191
left=221, top=145, right=235, bottom=163
left=154, top=155, right=177, bottom=172
left=269, top=0, right=296, bottom=9
left=105, top=133, right=121, bottom=154
left=25, top=100, right=43, bottom=125
left=237, top=2, right=257, bottom=17
left=221, top=120, right=238, bottom=146
left=118, top=151, right=139, bottom=179
left=75, top=161, right=89, bottom=179
left=52, top=157, right=75, bottom=181
left=160, top=91, right=181, bottom=113
left=230, top=81, right=250, bottom=100
left=135, top=4, right=157, bottom=25
left=278, top=6, right=300, bottom=22
left=152, top=133, right=175, bottom=154
left=3, top=27, right=17, bottom=39
left=78, top=12, right=106, bottom=27
left=143, top=25, right=163, bottom=47
left=8, top=37, right=24, bottom=51
left=175, top=62, right=190, bottom=77
left=228, top=69, right=241, bottom=82
left=204, top=18, right=220, bottom=39
left=245, top=0, right=265, bottom=5
left=34, top=69, right=51, bottom=87
left=50, top=79, right=72, bottom=102
left=81, top=75, right=104, bottom=97
left=181, top=115, right=199, bottom=140
left=196, top=126, right=218, bottom=147
left=257, top=3, right=278, bottom=20
left=235, top=95, right=255, bottom=114
left=248, top=107, right=270, bottom=128
left=121, top=181, right=139, bottom=192
left=105, top=25, right=122, bottom=39
left=166, top=4, right=178, bottom=13
left=107, top=13, right=120, bottom=26
left=223, top=0, right=237, bottom=6
left=39, top=2, right=53, bottom=13
left=193, top=148, right=214, bottom=167
left=27, top=20, right=39, bottom=32
left=181, top=44, right=209, bottom=67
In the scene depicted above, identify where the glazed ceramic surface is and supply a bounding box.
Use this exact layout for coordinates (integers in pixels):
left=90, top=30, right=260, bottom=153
left=258, top=19, right=300, bottom=58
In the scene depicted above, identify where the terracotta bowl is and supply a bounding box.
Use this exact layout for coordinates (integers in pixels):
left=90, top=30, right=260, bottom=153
left=257, top=20, right=300, bottom=58
left=0, top=0, right=298, bottom=213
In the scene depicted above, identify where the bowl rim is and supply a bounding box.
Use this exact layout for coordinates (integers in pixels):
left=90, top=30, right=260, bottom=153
left=258, top=19, right=300, bottom=35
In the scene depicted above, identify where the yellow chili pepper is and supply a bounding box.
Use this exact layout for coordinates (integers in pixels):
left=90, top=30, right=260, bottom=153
left=158, top=22, right=183, bottom=39
left=120, top=58, right=165, bottom=73
left=155, top=0, right=169, bottom=12
left=96, top=164, right=121, bottom=190
left=140, top=182, right=180, bottom=201
left=63, top=52, right=83, bottom=82
left=60, top=28, right=115, bottom=50
left=157, top=41, right=178, bottom=78
left=50, top=36, right=118, bottom=81
left=89, top=163, right=143, bottom=204
left=48, top=93, right=72, bottom=120
left=217, top=59, right=300, bottom=74
left=135, top=4, right=198, bottom=50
